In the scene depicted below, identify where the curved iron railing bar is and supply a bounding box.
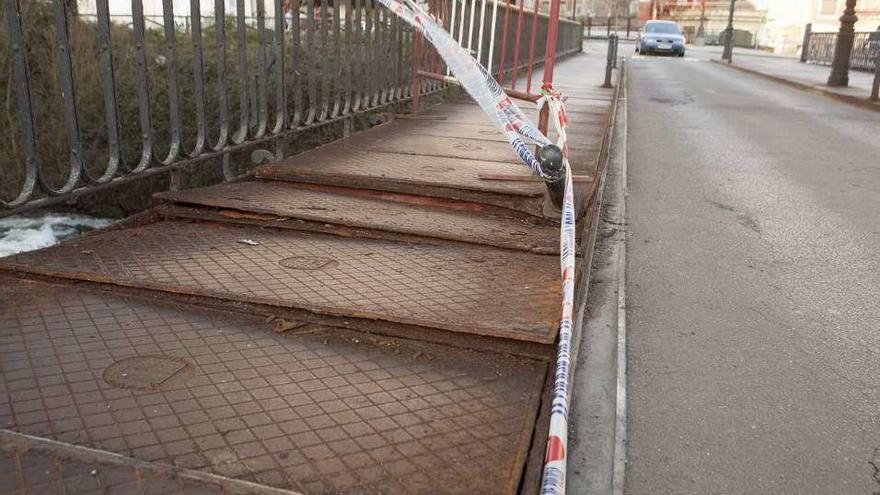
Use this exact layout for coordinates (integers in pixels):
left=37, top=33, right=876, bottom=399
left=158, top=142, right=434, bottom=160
left=130, top=0, right=155, bottom=173
left=290, top=0, right=303, bottom=128
left=317, top=0, right=330, bottom=121
left=271, top=0, right=287, bottom=134
left=211, top=0, right=230, bottom=151
left=1, top=0, right=38, bottom=207
left=188, top=0, right=208, bottom=157
left=303, top=0, right=317, bottom=126
left=329, top=0, right=342, bottom=119
left=253, top=0, right=269, bottom=138
left=232, top=0, right=250, bottom=144
left=90, top=0, right=123, bottom=182
left=159, top=0, right=183, bottom=165
left=48, top=0, right=84, bottom=195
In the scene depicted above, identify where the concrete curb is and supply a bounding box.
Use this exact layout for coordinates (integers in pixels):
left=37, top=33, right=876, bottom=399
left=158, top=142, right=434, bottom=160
left=710, top=59, right=880, bottom=113
left=566, top=59, right=628, bottom=495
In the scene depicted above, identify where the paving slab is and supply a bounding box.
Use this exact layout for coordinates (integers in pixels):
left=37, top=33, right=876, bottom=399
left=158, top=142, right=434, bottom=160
left=0, top=220, right=561, bottom=343
left=155, top=182, right=561, bottom=254
left=0, top=279, right=546, bottom=494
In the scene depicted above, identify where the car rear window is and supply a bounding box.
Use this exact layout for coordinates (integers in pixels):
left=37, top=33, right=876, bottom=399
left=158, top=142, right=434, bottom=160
left=646, top=23, right=680, bottom=34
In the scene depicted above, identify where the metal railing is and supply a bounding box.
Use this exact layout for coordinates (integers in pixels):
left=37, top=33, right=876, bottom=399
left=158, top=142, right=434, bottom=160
left=0, top=0, right=580, bottom=215
left=412, top=0, right=583, bottom=105
left=803, top=28, right=880, bottom=72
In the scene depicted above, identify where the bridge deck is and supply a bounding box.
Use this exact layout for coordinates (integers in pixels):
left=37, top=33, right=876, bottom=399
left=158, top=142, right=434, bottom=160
left=0, top=50, right=616, bottom=494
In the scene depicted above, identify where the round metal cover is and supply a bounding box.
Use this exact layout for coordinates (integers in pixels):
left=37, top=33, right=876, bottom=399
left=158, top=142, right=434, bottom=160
left=103, top=355, right=193, bottom=391
left=278, top=256, right=339, bottom=270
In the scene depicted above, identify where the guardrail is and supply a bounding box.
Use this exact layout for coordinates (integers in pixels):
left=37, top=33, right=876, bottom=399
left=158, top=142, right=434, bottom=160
left=802, top=26, right=880, bottom=72
left=0, top=0, right=580, bottom=215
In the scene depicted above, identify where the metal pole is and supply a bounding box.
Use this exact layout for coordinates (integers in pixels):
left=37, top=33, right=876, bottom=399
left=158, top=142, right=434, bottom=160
left=800, top=22, right=812, bottom=63
left=626, top=16, right=631, bottom=38
left=603, top=34, right=614, bottom=88
left=539, top=0, right=565, bottom=210
left=587, top=15, right=592, bottom=38
left=612, top=34, right=618, bottom=68
left=827, top=0, right=858, bottom=87
left=722, top=0, right=735, bottom=62
left=538, top=0, right=561, bottom=135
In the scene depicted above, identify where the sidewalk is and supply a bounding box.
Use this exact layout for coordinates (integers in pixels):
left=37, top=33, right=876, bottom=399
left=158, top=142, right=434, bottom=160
left=0, top=50, right=619, bottom=494
left=695, top=46, right=880, bottom=109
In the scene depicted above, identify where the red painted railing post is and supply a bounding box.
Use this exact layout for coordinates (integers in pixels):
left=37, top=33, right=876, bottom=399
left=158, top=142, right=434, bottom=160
left=539, top=0, right=562, bottom=135
left=411, top=31, right=423, bottom=113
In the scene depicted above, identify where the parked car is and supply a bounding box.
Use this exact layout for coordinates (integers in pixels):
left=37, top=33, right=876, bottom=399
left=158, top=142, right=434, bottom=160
left=636, top=20, right=686, bottom=57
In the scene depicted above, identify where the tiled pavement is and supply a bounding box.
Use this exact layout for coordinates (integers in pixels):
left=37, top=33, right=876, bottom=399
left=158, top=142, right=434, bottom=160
left=0, top=49, right=617, bottom=494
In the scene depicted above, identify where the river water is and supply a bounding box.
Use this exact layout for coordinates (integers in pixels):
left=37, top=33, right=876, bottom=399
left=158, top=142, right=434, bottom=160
left=0, top=213, right=114, bottom=258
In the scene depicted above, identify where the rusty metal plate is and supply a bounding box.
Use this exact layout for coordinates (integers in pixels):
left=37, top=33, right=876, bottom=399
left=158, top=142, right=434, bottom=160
left=103, top=355, right=193, bottom=391
left=0, top=280, right=547, bottom=494
left=1, top=220, right=561, bottom=343
left=256, top=150, right=547, bottom=216
left=155, top=182, right=560, bottom=254
left=0, top=431, right=227, bottom=494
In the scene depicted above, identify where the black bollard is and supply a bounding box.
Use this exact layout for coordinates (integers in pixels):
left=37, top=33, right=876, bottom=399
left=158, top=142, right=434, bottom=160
left=536, top=144, right=566, bottom=210
left=603, top=35, right=615, bottom=87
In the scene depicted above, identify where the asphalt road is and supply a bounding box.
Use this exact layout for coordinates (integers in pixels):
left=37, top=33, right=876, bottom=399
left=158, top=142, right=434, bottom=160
left=625, top=47, right=880, bottom=494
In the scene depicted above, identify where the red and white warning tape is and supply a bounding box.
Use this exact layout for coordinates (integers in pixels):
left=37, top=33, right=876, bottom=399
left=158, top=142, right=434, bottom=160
left=377, top=2, right=576, bottom=493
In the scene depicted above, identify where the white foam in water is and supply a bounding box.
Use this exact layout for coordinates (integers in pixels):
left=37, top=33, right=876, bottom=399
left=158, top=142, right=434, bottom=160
left=0, top=213, right=113, bottom=258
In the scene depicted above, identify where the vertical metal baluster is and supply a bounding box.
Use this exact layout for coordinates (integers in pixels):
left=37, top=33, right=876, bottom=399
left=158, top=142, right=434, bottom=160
left=363, top=0, right=374, bottom=108
left=159, top=0, right=182, bottom=164
left=378, top=6, right=388, bottom=104
left=486, top=0, right=498, bottom=74
left=255, top=0, right=269, bottom=136
left=213, top=0, right=230, bottom=149
left=290, top=0, right=303, bottom=127
left=447, top=0, right=457, bottom=75
left=131, top=0, right=154, bottom=171
left=371, top=1, right=381, bottom=106
left=51, top=0, right=83, bottom=193
left=318, top=0, right=329, bottom=120
left=525, top=0, right=538, bottom=92
left=496, top=0, right=511, bottom=83
left=475, top=0, right=487, bottom=66
left=273, top=0, right=287, bottom=133
left=233, top=0, right=249, bottom=143
left=466, top=0, right=476, bottom=54
left=341, top=0, right=353, bottom=114
left=331, top=0, right=342, bottom=117
left=189, top=0, right=207, bottom=156
left=509, top=0, right=524, bottom=88
left=304, top=0, right=317, bottom=124
left=352, top=0, right=363, bottom=111
left=1, top=0, right=37, bottom=207
left=94, top=0, right=122, bottom=180
left=394, top=14, right=403, bottom=100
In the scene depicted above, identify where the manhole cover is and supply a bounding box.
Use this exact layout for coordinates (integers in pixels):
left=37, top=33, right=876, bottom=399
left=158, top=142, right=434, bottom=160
left=279, top=256, right=339, bottom=270
left=103, top=355, right=193, bottom=391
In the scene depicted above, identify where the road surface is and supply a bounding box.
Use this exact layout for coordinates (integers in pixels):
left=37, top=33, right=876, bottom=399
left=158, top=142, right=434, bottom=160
left=625, top=47, right=880, bottom=494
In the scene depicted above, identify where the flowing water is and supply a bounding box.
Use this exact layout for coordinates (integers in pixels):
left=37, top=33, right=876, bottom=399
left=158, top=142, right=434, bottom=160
left=0, top=213, right=114, bottom=258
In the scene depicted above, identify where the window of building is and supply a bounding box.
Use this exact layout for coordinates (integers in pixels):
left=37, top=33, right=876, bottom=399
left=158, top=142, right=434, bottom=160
left=819, top=0, right=837, bottom=16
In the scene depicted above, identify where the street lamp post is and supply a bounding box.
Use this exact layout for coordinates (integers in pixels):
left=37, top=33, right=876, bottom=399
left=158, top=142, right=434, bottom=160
left=827, top=0, right=858, bottom=87
left=722, top=0, right=736, bottom=62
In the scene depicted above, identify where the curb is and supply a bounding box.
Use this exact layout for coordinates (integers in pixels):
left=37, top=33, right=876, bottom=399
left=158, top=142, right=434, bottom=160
left=710, top=59, right=880, bottom=113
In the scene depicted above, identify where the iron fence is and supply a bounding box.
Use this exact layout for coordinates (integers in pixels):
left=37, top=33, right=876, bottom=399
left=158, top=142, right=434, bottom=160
left=0, top=0, right=582, bottom=214
left=804, top=29, right=880, bottom=72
